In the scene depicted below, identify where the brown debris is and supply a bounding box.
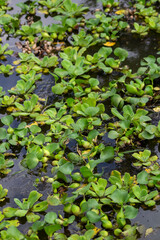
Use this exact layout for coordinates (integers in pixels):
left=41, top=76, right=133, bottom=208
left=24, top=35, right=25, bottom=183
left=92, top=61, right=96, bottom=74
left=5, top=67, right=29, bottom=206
left=15, top=38, right=65, bottom=58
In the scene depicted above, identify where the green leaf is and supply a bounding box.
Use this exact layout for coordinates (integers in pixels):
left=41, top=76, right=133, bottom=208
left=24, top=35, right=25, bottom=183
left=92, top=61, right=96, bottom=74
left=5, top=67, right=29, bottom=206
left=0, top=142, right=9, bottom=153
left=100, top=146, right=114, bottom=162
left=52, top=83, right=65, bottom=95
left=111, top=108, right=124, bottom=120
left=47, top=195, right=61, bottom=206
left=3, top=207, right=17, bottom=218
left=109, top=170, right=122, bottom=188
left=98, top=47, right=112, bottom=58
left=3, top=226, right=24, bottom=240
left=123, top=105, right=134, bottom=119
left=74, top=183, right=91, bottom=195
left=32, top=201, right=48, bottom=212
left=105, top=185, right=117, bottom=196
left=28, top=191, right=42, bottom=209
left=146, top=190, right=158, bottom=201
left=87, top=129, right=99, bottom=141
left=31, top=220, right=45, bottom=232
left=45, top=143, right=59, bottom=154
left=111, top=94, right=124, bottom=109
left=31, top=20, right=42, bottom=31
left=126, top=84, right=139, bottom=95
left=108, top=130, right=120, bottom=139
left=67, top=215, right=75, bottom=224
left=105, top=58, right=119, bottom=68
left=74, top=118, right=88, bottom=131
left=15, top=209, right=27, bottom=217
left=110, top=189, right=128, bottom=205
left=87, top=199, right=99, bottom=210
left=98, top=62, right=112, bottom=73
left=132, top=185, right=141, bottom=199
left=145, top=200, right=156, bottom=207
left=0, top=128, right=7, bottom=140
left=44, top=212, right=57, bottom=224
left=44, top=224, right=61, bottom=237
left=26, top=212, right=40, bottom=223
left=98, top=178, right=107, bottom=188
left=30, top=125, right=41, bottom=134
left=101, top=113, right=110, bottom=120
left=119, top=120, right=130, bottom=130
left=0, top=184, right=8, bottom=199
left=114, top=47, right=128, bottom=61
left=83, top=106, right=99, bottom=117
left=137, top=171, right=149, bottom=184
left=59, top=162, right=74, bottom=175
left=124, top=206, right=138, bottom=219
left=89, top=78, right=99, bottom=87
left=68, top=152, right=83, bottom=164
left=25, top=153, right=39, bottom=169
left=140, top=131, right=154, bottom=140
left=86, top=210, right=101, bottom=223
left=62, top=59, right=72, bottom=70
left=80, top=166, right=93, bottom=178
left=1, top=115, right=13, bottom=126
left=145, top=125, right=157, bottom=134
left=143, top=55, right=156, bottom=64
left=14, top=198, right=24, bottom=209
left=33, top=133, right=45, bottom=145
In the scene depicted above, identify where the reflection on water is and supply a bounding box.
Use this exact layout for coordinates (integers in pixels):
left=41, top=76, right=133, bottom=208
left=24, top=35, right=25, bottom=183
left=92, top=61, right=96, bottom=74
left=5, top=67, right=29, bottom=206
left=119, top=33, right=160, bottom=72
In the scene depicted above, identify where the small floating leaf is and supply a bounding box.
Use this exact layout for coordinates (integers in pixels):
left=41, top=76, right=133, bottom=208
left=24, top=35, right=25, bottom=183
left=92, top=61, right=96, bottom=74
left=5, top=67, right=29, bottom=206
left=103, top=42, right=116, bottom=47
left=145, top=228, right=153, bottom=237
left=153, top=106, right=160, bottom=112
left=115, top=10, right=126, bottom=15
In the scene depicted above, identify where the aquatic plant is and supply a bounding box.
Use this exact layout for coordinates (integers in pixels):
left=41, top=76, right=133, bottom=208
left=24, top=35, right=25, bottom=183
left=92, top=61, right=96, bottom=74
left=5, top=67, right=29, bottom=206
left=0, top=0, right=159, bottom=239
